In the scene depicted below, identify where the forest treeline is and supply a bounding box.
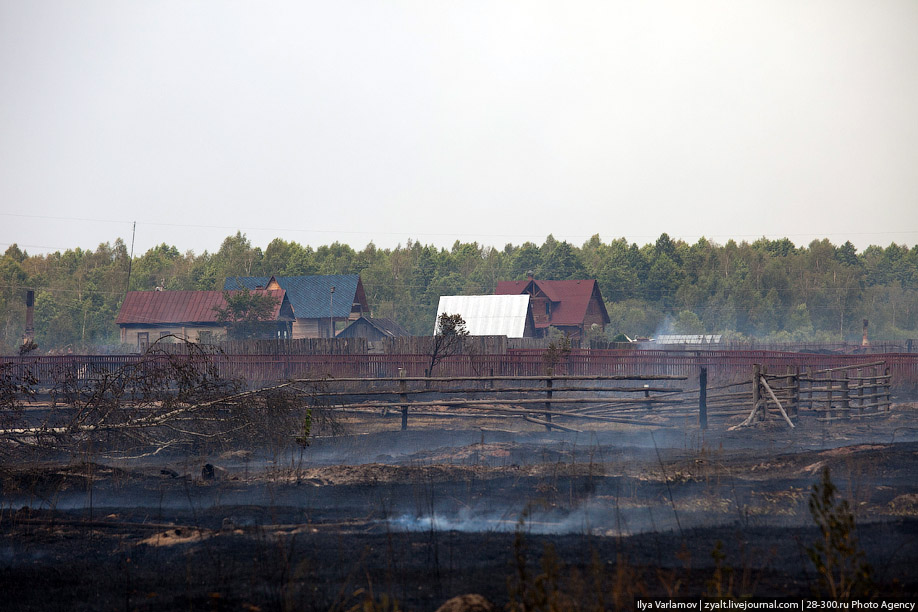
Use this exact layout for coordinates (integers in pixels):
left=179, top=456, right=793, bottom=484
left=1, top=232, right=916, bottom=352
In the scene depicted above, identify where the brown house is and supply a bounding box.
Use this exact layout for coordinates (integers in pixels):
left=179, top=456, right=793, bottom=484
left=116, top=290, right=293, bottom=351
left=494, top=276, right=610, bottom=339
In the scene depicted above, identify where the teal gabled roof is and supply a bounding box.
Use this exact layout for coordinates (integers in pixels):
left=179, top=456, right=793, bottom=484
left=223, top=275, right=366, bottom=319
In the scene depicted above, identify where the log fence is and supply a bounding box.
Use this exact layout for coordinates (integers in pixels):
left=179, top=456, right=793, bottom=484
left=301, top=359, right=894, bottom=432
left=303, top=374, right=689, bottom=431
left=798, top=362, right=892, bottom=421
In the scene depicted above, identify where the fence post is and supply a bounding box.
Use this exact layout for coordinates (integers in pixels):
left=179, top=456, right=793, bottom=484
left=544, top=377, right=553, bottom=431
left=884, top=366, right=891, bottom=412
left=841, top=370, right=850, bottom=420
left=752, top=364, right=761, bottom=421
left=399, top=369, right=408, bottom=431
left=870, top=366, right=878, bottom=414
left=857, top=367, right=865, bottom=415
left=801, top=367, right=810, bottom=413
left=761, top=365, right=769, bottom=420
left=699, top=367, right=707, bottom=431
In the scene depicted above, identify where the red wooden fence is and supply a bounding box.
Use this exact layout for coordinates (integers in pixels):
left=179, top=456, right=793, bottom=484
left=4, top=350, right=918, bottom=389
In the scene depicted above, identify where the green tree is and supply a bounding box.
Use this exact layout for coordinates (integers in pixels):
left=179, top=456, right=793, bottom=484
left=673, top=310, right=704, bottom=334
left=645, top=253, right=683, bottom=307
left=428, top=313, right=469, bottom=376
left=540, top=239, right=586, bottom=280
left=213, top=287, right=281, bottom=340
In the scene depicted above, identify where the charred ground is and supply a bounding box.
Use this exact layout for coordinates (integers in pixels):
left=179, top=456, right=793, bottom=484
left=2, top=407, right=918, bottom=611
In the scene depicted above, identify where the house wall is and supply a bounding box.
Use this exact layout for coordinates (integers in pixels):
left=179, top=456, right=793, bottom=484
left=337, top=319, right=388, bottom=341
left=523, top=315, right=536, bottom=338
left=120, top=325, right=227, bottom=348
left=292, top=319, right=317, bottom=339
left=531, top=297, right=551, bottom=326
left=583, top=298, right=607, bottom=331
left=553, top=325, right=585, bottom=339
left=292, top=317, right=339, bottom=339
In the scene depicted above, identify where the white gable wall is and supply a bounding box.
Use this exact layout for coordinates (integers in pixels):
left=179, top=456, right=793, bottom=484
left=435, top=295, right=531, bottom=338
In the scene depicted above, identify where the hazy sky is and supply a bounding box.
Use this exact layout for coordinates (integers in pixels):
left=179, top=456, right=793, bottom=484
left=2, top=1, right=917, bottom=257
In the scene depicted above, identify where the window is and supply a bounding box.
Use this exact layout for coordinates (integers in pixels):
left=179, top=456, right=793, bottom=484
left=198, top=330, right=213, bottom=344
left=137, top=332, right=149, bottom=352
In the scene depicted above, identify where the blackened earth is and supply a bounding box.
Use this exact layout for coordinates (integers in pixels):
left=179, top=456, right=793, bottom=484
left=3, top=408, right=918, bottom=611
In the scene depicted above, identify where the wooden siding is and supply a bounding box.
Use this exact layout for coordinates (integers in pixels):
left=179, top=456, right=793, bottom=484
left=6, top=351, right=918, bottom=390
left=121, top=324, right=226, bottom=347
left=293, top=318, right=338, bottom=339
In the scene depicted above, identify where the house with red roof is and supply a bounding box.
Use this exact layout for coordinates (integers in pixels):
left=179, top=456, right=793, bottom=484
left=116, top=289, right=293, bottom=351
left=495, top=274, right=610, bottom=339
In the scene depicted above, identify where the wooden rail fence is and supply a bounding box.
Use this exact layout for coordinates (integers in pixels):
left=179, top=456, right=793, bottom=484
left=297, top=359, right=895, bottom=432
left=305, top=373, right=689, bottom=432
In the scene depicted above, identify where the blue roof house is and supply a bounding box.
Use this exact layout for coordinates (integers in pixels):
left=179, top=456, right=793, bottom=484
left=224, top=275, right=369, bottom=338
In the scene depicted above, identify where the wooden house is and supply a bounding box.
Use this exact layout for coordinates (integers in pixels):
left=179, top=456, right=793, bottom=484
left=495, top=275, right=609, bottom=339
left=224, top=275, right=369, bottom=339
left=336, top=316, right=411, bottom=341
left=116, top=289, right=293, bottom=351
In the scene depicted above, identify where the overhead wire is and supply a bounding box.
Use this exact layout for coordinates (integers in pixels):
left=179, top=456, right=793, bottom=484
left=3, top=211, right=917, bottom=251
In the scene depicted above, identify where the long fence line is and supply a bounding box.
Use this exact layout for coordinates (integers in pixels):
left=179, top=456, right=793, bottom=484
left=5, top=350, right=918, bottom=389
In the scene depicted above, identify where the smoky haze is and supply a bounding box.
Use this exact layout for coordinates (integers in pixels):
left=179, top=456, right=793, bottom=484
left=1, top=1, right=917, bottom=255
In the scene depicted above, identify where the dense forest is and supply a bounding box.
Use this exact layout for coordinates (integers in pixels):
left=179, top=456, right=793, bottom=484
left=1, top=232, right=916, bottom=353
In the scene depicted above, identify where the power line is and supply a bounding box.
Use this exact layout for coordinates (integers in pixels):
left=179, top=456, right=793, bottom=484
left=3, top=212, right=917, bottom=245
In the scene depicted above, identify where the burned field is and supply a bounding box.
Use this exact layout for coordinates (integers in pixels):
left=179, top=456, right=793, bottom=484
left=3, top=406, right=918, bottom=611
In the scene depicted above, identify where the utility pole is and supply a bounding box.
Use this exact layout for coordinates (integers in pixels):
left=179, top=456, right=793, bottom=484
left=329, top=286, right=336, bottom=338
left=125, top=221, right=136, bottom=296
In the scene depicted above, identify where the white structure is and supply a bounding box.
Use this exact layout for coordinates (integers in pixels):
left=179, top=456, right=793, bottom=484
left=435, top=295, right=534, bottom=338
left=654, top=334, right=723, bottom=345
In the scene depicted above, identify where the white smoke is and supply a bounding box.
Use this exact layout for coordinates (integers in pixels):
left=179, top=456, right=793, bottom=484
left=386, top=501, right=632, bottom=536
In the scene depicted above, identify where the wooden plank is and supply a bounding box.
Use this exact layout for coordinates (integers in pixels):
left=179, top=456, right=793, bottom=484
left=760, top=377, right=795, bottom=428
left=699, top=367, right=707, bottom=430
left=809, top=361, right=887, bottom=375
left=524, top=416, right=581, bottom=433
left=302, top=385, right=683, bottom=398
left=307, top=374, right=690, bottom=383
left=324, top=397, right=685, bottom=410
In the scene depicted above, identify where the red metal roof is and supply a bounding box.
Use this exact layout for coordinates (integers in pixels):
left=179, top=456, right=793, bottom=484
left=116, top=290, right=287, bottom=325
left=495, top=279, right=607, bottom=328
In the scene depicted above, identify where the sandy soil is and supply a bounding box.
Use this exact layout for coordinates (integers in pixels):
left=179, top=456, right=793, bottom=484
left=2, top=406, right=918, bottom=611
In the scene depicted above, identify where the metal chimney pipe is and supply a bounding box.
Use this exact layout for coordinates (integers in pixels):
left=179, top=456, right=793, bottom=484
left=862, top=318, right=869, bottom=347
left=24, top=289, right=35, bottom=343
